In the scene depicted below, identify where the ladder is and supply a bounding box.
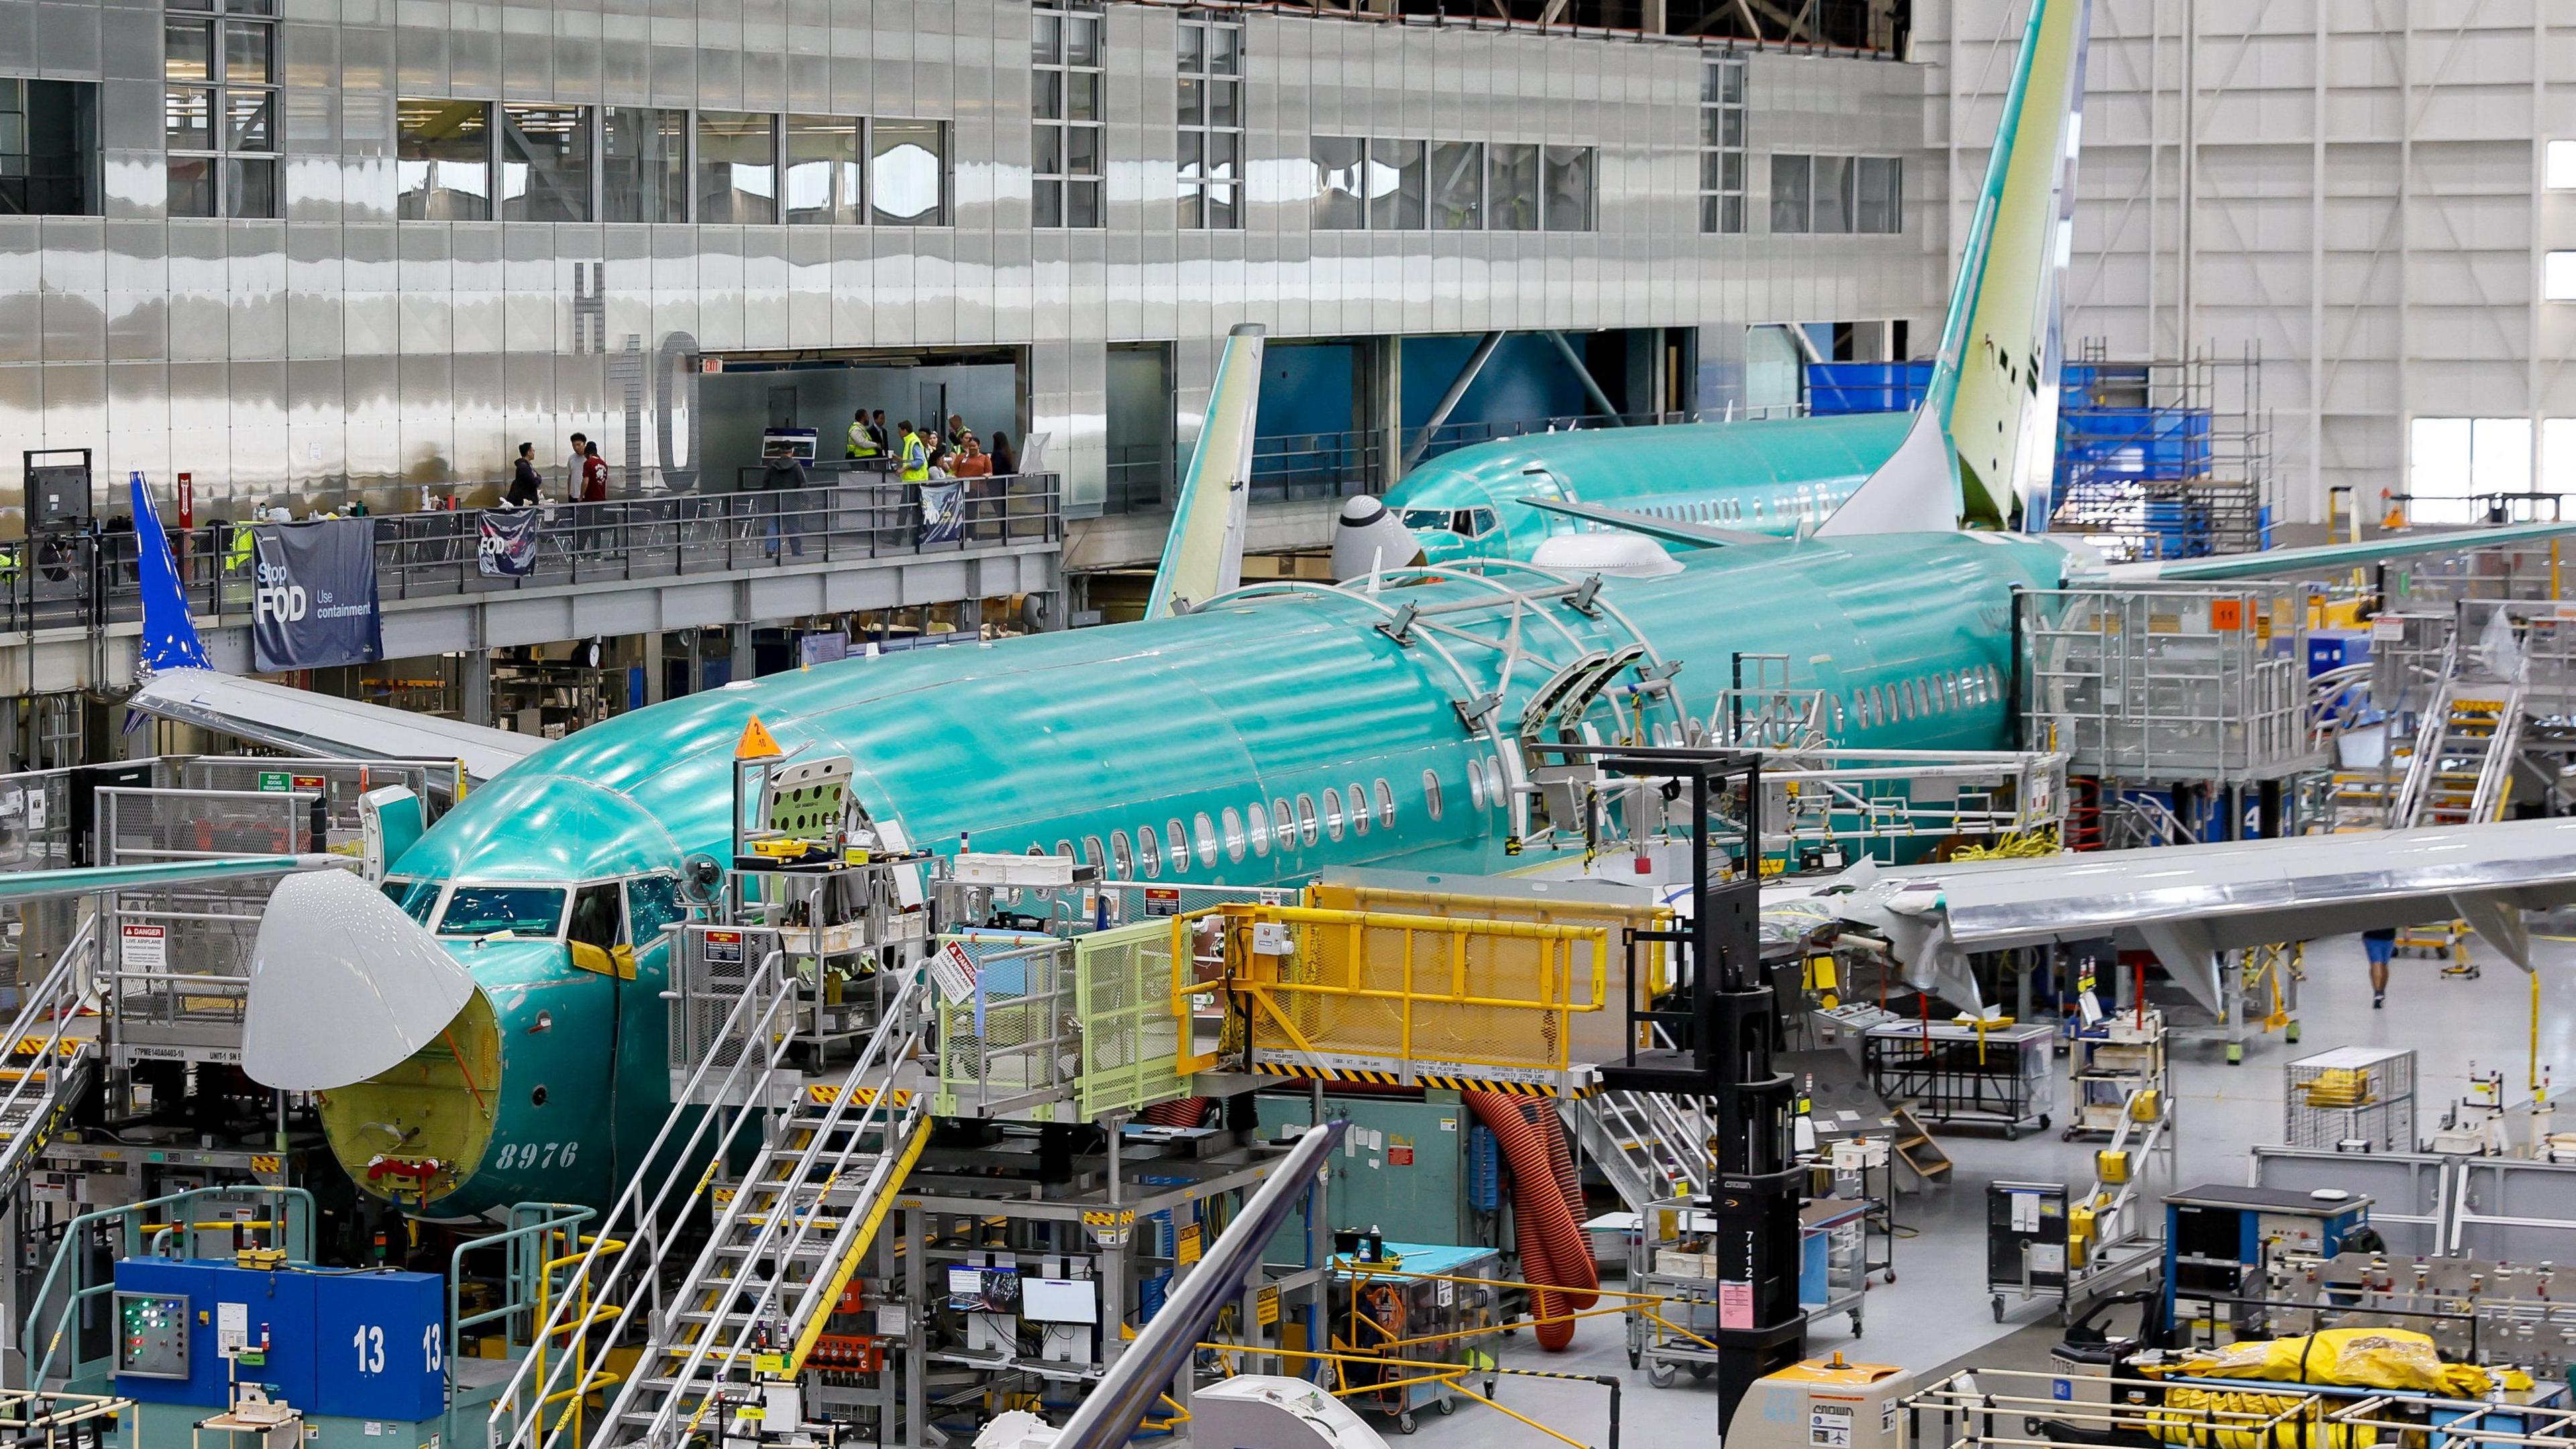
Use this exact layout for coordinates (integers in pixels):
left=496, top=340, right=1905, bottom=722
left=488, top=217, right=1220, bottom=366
left=2397, top=682, right=2524, bottom=828
left=600, top=974, right=930, bottom=1448
left=1558, top=1089, right=1709, bottom=1215
left=0, top=917, right=100, bottom=1199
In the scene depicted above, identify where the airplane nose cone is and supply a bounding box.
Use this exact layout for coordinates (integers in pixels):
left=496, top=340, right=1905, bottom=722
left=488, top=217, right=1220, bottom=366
left=1330, top=496, right=1426, bottom=582
left=242, top=868, right=477, bottom=1091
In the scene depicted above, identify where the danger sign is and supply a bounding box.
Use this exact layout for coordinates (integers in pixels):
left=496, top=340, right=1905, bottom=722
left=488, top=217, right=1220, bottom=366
left=121, top=924, right=168, bottom=970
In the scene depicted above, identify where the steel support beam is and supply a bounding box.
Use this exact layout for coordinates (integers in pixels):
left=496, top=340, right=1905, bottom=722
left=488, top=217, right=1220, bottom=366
left=1401, top=330, right=1508, bottom=470
left=1544, top=331, right=1625, bottom=425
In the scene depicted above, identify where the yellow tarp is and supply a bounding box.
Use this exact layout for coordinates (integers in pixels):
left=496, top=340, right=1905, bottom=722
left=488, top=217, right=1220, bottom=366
left=2153, top=1328, right=2530, bottom=1399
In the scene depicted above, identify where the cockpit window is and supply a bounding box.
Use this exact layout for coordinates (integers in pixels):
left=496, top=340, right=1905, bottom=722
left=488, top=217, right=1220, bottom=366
left=627, top=874, right=685, bottom=948
left=1462, top=507, right=1497, bottom=537
left=381, top=877, right=440, bottom=926
left=437, top=885, right=568, bottom=938
left=1400, top=508, right=1456, bottom=531
left=568, top=882, right=623, bottom=952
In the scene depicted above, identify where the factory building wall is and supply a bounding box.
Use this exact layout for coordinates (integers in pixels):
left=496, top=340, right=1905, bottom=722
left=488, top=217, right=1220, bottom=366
left=1921, top=0, right=2576, bottom=527
left=0, top=1, right=1942, bottom=526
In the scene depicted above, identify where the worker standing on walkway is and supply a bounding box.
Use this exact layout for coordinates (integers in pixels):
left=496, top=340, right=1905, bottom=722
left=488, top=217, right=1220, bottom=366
left=846, top=408, right=879, bottom=463
left=2364, top=926, right=2397, bottom=1009
left=898, top=421, right=930, bottom=483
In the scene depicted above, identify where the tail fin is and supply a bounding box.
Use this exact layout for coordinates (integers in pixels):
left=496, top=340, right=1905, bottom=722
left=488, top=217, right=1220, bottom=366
left=131, top=471, right=211, bottom=674
left=1926, top=0, right=2094, bottom=527
left=1144, top=324, right=1265, bottom=619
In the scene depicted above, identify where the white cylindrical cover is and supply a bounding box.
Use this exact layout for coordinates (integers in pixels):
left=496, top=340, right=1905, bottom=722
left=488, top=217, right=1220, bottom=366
left=241, top=868, right=477, bottom=1091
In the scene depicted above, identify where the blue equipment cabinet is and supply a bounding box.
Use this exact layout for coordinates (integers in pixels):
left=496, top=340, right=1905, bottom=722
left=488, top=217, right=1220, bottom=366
left=112, top=1261, right=445, bottom=1424
left=309, top=1269, right=445, bottom=1422
left=2163, top=1184, right=2373, bottom=1329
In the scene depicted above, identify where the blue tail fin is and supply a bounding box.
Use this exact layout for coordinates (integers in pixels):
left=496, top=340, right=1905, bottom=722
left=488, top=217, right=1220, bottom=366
left=131, top=471, right=212, bottom=674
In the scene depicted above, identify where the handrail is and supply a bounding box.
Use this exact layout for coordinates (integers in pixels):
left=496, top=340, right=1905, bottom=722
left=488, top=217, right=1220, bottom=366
left=0, top=913, right=98, bottom=1195
left=22, top=1183, right=316, bottom=1388
left=617, top=970, right=929, bottom=1448
left=447, top=1203, right=597, bottom=1407
left=489, top=951, right=800, bottom=1449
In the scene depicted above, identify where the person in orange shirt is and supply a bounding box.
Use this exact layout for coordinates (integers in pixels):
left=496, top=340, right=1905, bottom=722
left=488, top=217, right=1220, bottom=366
left=951, top=435, right=993, bottom=478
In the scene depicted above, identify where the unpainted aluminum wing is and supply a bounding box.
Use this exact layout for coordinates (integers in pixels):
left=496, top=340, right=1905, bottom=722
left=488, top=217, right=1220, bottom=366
left=0, top=855, right=345, bottom=905
left=128, top=667, right=542, bottom=785
left=241, top=867, right=478, bottom=1091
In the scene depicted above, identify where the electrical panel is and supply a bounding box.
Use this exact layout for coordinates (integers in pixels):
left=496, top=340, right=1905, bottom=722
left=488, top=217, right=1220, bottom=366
left=114, top=1291, right=191, bottom=1379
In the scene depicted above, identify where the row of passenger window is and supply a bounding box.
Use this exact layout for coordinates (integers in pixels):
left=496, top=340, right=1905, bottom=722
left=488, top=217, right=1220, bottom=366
left=1853, top=662, right=2004, bottom=731
left=1632, top=486, right=1837, bottom=527
left=1060, top=769, right=1459, bottom=879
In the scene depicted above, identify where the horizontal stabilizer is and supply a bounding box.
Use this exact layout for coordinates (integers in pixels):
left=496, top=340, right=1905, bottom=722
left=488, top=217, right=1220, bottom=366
left=1517, top=496, right=1765, bottom=549
left=2099, top=521, right=2576, bottom=583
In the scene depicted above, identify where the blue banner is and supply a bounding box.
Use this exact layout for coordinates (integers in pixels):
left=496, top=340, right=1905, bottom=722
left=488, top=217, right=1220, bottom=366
left=251, top=519, right=381, bottom=672
left=478, top=507, right=543, bottom=578
left=918, top=482, right=965, bottom=546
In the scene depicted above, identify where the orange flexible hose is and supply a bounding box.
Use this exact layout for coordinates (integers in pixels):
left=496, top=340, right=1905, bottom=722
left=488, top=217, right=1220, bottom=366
left=1140, top=1096, right=1210, bottom=1128
left=1464, top=1091, right=1597, bottom=1350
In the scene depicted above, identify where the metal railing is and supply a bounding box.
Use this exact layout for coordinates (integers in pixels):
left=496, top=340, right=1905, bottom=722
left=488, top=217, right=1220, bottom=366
left=0, top=472, right=1061, bottom=640
left=0, top=913, right=99, bottom=1199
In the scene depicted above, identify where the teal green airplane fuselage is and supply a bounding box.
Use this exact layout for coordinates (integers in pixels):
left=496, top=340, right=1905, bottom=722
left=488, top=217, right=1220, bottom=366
left=356, top=529, right=2072, bottom=1218
left=1381, top=411, right=1912, bottom=564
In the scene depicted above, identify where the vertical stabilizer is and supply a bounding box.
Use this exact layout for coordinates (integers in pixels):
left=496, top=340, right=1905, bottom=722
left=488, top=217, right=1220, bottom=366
left=1144, top=324, right=1265, bottom=619
left=1930, top=0, right=2093, bottom=527
left=131, top=471, right=211, bottom=674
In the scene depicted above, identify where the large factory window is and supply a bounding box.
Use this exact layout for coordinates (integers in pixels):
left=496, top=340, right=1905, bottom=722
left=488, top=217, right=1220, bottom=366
left=1310, top=136, right=1363, bottom=229
left=2410, top=417, right=2532, bottom=524
left=1700, top=58, right=1746, bottom=234
left=1768, top=152, right=1809, bottom=233
left=1367, top=138, right=1426, bottom=231
left=396, top=100, right=490, bottom=221
left=1856, top=156, right=1902, bottom=233
left=500, top=104, right=592, bottom=223
left=169, top=1, right=278, bottom=217
left=698, top=111, right=777, bottom=224
left=1771, top=153, right=1901, bottom=235
left=1542, top=145, right=1593, bottom=231
left=1177, top=18, right=1240, bottom=228
left=1430, top=141, right=1482, bottom=230
left=1487, top=144, right=1538, bottom=230
left=785, top=115, right=864, bottom=226
left=0, top=80, right=98, bottom=215
left=871, top=119, right=946, bottom=226
left=602, top=107, right=687, bottom=223
left=1032, top=3, right=1103, bottom=227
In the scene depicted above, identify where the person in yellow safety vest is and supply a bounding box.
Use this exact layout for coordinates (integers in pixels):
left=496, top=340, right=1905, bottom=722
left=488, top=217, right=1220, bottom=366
left=845, top=407, right=879, bottom=461
left=897, top=421, right=930, bottom=483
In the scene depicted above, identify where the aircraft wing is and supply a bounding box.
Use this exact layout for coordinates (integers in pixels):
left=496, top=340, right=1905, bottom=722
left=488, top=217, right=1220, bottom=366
left=2100, top=521, right=2576, bottom=582
left=128, top=667, right=541, bottom=785
left=1515, top=496, right=1767, bottom=549
left=0, top=854, right=349, bottom=906
left=1798, top=818, right=2576, bottom=1014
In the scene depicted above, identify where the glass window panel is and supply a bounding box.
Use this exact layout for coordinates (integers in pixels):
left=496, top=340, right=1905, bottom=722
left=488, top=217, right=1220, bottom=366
left=783, top=113, right=861, bottom=225
left=166, top=156, right=215, bottom=215
left=1204, top=183, right=1234, bottom=228
left=2546, top=250, right=2576, bottom=302
left=1701, top=193, right=1729, bottom=233
left=1722, top=150, right=1743, bottom=192
left=1034, top=122, right=1064, bottom=177
left=696, top=110, right=775, bottom=224
left=1067, top=71, right=1098, bottom=122
left=1430, top=140, right=1480, bottom=230
left=1309, top=135, right=1362, bottom=229
left=1487, top=142, right=1537, bottom=230
left=1034, top=177, right=1063, bottom=227
left=1032, top=12, right=1061, bottom=66
left=1065, top=177, right=1099, bottom=227
left=1210, top=25, right=1238, bottom=74
left=1065, top=13, right=1097, bottom=65
left=1700, top=149, right=1731, bottom=192
left=1032, top=70, right=1062, bottom=121
left=396, top=98, right=490, bottom=221
left=2551, top=140, right=2576, bottom=192
left=1206, top=78, right=1237, bottom=128
left=2473, top=417, right=2534, bottom=494
left=2410, top=417, right=2473, bottom=523
left=1177, top=181, right=1201, bottom=228
left=869, top=118, right=944, bottom=225
left=1207, top=129, right=1236, bottom=178
left=1812, top=154, right=1852, bottom=232
left=1722, top=62, right=1744, bottom=103
left=1177, top=76, right=1201, bottom=127
left=165, top=85, right=213, bottom=150
left=1856, top=156, right=1899, bottom=233
left=1367, top=137, right=1424, bottom=230
left=164, top=18, right=215, bottom=80
left=500, top=103, right=592, bottom=221
left=1769, top=152, right=1809, bottom=233
left=601, top=107, right=686, bottom=222
left=1065, top=123, right=1098, bottom=177
left=1177, top=23, right=1203, bottom=73
left=1541, top=144, right=1591, bottom=231
left=1177, top=125, right=1201, bottom=178
left=2542, top=418, right=2576, bottom=492
left=222, top=20, right=271, bottom=82
left=223, top=156, right=273, bottom=215
left=223, top=87, right=272, bottom=151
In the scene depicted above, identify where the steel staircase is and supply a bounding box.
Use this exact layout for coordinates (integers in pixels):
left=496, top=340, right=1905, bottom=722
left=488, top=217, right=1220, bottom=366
left=0, top=918, right=101, bottom=1200
left=599, top=973, right=930, bottom=1449
left=1560, top=1088, right=1709, bottom=1215
left=2397, top=682, right=2524, bottom=828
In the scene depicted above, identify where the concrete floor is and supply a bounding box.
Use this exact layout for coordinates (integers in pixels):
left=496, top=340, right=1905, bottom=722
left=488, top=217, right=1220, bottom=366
left=1389, top=931, right=2576, bottom=1449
